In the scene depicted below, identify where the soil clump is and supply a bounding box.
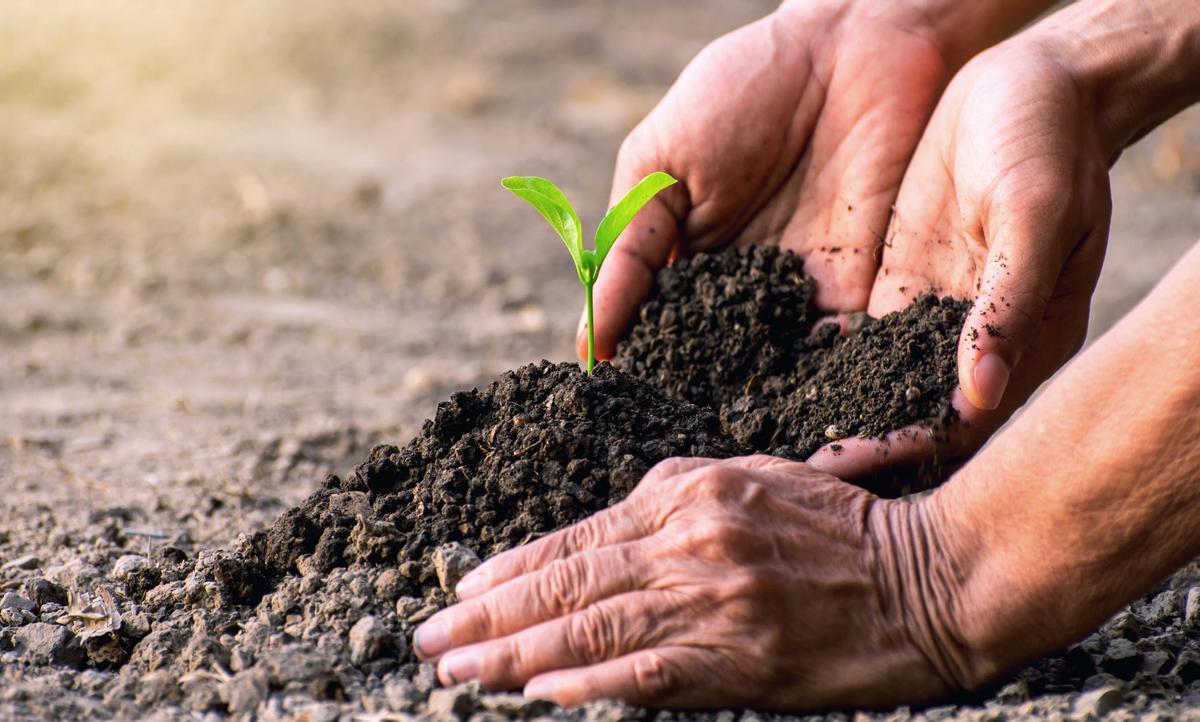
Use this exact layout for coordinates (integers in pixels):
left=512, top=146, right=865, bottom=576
left=616, top=246, right=969, bottom=460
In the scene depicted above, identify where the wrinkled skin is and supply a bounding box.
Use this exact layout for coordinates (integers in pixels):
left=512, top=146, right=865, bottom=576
left=808, top=38, right=1113, bottom=479
left=578, top=1, right=952, bottom=359
left=414, top=456, right=967, bottom=709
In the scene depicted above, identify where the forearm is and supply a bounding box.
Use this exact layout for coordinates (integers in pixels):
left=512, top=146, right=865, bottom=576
left=927, top=240, right=1200, bottom=685
left=1030, top=0, right=1200, bottom=158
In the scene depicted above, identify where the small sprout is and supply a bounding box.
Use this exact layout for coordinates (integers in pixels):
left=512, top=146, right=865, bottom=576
left=502, top=172, right=677, bottom=375
left=905, top=385, right=922, bottom=402
left=824, top=424, right=844, bottom=441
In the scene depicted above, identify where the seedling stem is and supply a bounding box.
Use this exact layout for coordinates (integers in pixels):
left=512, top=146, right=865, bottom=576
left=501, top=172, right=676, bottom=375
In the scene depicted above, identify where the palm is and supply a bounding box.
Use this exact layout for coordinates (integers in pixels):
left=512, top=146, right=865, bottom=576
left=586, top=4, right=952, bottom=356
left=810, top=44, right=1112, bottom=481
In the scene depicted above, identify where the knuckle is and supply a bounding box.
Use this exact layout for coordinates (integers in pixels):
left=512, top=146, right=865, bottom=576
left=566, top=606, right=620, bottom=663
left=632, top=651, right=683, bottom=700
left=532, top=558, right=583, bottom=616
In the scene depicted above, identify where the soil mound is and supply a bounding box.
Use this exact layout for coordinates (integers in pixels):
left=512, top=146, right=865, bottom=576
left=260, top=360, right=745, bottom=589
left=616, top=247, right=968, bottom=459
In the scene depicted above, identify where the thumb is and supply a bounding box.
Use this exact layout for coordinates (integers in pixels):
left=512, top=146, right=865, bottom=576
left=957, top=191, right=1079, bottom=411
left=576, top=139, right=685, bottom=362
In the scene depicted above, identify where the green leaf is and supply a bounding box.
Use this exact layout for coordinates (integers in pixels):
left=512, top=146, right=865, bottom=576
left=501, top=176, right=584, bottom=275
left=593, top=171, right=677, bottom=269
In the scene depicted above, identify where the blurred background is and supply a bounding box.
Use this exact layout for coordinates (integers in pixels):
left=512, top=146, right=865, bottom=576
left=1, top=1, right=1198, bottom=548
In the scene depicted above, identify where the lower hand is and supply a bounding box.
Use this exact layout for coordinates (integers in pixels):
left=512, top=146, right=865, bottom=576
left=412, top=456, right=975, bottom=708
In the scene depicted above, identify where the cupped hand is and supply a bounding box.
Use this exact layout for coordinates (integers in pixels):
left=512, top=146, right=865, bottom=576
left=412, top=455, right=978, bottom=709
left=579, top=1, right=955, bottom=360
left=809, top=36, right=1114, bottom=480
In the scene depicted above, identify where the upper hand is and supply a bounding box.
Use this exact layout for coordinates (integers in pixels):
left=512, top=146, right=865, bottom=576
left=412, top=455, right=979, bottom=709
left=578, top=1, right=954, bottom=359
left=809, top=35, right=1113, bottom=479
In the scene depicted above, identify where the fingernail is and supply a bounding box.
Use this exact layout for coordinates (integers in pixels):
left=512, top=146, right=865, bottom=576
left=455, top=570, right=487, bottom=599
left=524, top=677, right=555, bottom=700
left=972, top=353, right=1011, bottom=411
left=442, top=650, right=482, bottom=684
left=413, top=620, right=450, bottom=660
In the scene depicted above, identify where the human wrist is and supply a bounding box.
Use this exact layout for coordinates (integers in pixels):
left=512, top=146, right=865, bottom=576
left=777, top=0, right=1057, bottom=70
left=865, top=496, right=995, bottom=693
left=1025, top=0, right=1200, bottom=158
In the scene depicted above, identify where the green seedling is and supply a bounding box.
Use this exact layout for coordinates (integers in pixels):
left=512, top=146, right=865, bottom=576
left=502, top=172, right=677, bottom=375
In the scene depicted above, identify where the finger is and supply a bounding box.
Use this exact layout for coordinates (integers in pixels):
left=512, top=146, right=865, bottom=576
left=804, top=388, right=983, bottom=494
left=524, top=646, right=726, bottom=708
left=576, top=132, right=687, bottom=362
left=956, top=174, right=1105, bottom=411
left=455, top=457, right=718, bottom=600
left=414, top=541, right=650, bottom=661
left=435, top=591, right=686, bottom=691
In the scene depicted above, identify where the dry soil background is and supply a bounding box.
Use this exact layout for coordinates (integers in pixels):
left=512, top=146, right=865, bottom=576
left=2, top=2, right=1199, bottom=720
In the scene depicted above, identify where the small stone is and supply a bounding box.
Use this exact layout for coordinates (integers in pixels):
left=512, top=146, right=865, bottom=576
left=396, top=596, right=424, bottom=620
left=412, top=663, right=439, bottom=694
left=1172, top=649, right=1200, bottom=683
left=426, top=682, right=480, bottom=719
left=994, top=678, right=1029, bottom=702
left=348, top=615, right=390, bottom=665
left=0, top=592, right=35, bottom=613
left=14, top=623, right=85, bottom=667
left=219, top=668, right=268, bottom=715
left=1101, top=638, right=1143, bottom=679
left=385, top=678, right=423, bottom=711
left=1185, top=587, right=1200, bottom=629
left=904, top=386, right=922, bottom=403
left=22, top=578, right=66, bottom=607
left=1143, top=589, right=1181, bottom=626
left=1073, top=685, right=1123, bottom=718
left=432, top=543, right=481, bottom=595
left=824, top=424, right=844, bottom=441
left=375, top=568, right=405, bottom=600
left=479, top=693, right=555, bottom=717
left=111, top=554, right=152, bottom=581
left=2, top=554, right=40, bottom=571
left=1142, top=649, right=1171, bottom=675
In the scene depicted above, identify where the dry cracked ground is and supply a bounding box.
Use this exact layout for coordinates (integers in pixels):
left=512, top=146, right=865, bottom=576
left=2, top=2, right=1200, bottom=721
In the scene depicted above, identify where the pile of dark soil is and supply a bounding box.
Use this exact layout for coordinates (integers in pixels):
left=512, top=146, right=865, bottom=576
left=260, top=360, right=744, bottom=592
left=5, top=247, right=1198, bottom=722
left=616, top=247, right=969, bottom=459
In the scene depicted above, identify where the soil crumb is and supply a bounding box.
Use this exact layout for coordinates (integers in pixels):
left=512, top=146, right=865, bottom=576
left=615, top=246, right=969, bottom=460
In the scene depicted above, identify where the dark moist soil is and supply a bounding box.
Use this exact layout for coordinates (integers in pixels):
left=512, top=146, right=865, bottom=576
left=260, top=360, right=745, bottom=589
left=6, top=247, right=1198, bottom=721
left=616, top=246, right=968, bottom=460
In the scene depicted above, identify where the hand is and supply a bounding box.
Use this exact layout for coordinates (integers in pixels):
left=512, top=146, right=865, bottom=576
left=809, top=36, right=1113, bottom=479
left=578, top=1, right=956, bottom=360
left=412, top=456, right=979, bottom=709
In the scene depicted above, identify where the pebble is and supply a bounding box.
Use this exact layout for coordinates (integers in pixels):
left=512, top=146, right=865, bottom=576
left=1184, top=586, right=1200, bottom=629
left=219, top=669, right=268, bottom=716
left=1101, top=638, right=1143, bottom=678
left=384, top=678, right=423, bottom=712
left=14, top=623, right=85, bottom=667
left=426, top=683, right=480, bottom=719
left=1073, top=685, right=1123, bottom=718
left=432, top=542, right=481, bottom=595
left=348, top=615, right=389, bottom=665
left=111, top=554, right=152, bottom=581
left=2, top=554, right=41, bottom=571
left=0, top=592, right=35, bottom=613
